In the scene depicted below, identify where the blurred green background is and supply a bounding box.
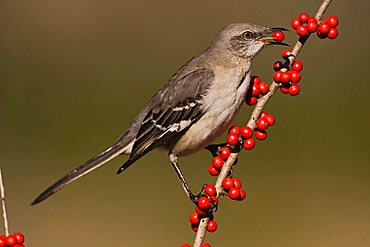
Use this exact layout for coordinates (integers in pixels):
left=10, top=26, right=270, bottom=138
left=0, top=0, right=369, bottom=246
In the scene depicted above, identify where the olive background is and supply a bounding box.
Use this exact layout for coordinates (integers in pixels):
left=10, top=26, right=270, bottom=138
left=0, top=0, right=369, bottom=246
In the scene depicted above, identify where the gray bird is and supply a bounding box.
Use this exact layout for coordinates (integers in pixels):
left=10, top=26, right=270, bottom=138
left=31, top=23, right=288, bottom=205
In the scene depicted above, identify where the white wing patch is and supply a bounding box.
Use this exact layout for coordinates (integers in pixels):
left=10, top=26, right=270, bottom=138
left=172, top=102, right=197, bottom=111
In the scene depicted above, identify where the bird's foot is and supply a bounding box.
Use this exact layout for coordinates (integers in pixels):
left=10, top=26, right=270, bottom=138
left=205, top=143, right=228, bottom=157
left=189, top=185, right=219, bottom=214
left=205, top=142, right=242, bottom=158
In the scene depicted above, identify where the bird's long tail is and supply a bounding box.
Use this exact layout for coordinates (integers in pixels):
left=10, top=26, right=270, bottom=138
left=31, top=141, right=127, bottom=205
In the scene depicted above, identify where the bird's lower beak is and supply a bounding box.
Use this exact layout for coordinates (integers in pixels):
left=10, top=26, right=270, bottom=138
left=258, top=27, right=290, bottom=46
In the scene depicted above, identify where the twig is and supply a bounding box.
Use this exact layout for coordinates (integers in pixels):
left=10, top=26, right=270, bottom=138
left=0, top=167, right=9, bottom=236
left=193, top=153, right=238, bottom=246
left=193, top=0, right=333, bottom=246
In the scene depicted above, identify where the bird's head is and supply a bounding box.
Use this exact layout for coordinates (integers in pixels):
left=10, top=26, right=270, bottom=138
left=211, top=23, right=289, bottom=59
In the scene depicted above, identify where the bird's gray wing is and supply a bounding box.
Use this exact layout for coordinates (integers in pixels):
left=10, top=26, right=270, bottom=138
left=117, top=68, right=214, bottom=173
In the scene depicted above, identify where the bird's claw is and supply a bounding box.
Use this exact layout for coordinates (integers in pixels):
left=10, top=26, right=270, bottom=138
left=205, top=143, right=227, bottom=157
left=189, top=193, right=198, bottom=204
left=189, top=186, right=219, bottom=214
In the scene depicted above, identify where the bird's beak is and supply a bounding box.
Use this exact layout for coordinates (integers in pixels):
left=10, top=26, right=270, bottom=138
left=257, top=27, right=290, bottom=46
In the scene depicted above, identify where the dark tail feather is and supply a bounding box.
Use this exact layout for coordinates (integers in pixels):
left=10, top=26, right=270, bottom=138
left=117, top=158, right=136, bottom=174
left=31, top=142, right=126, bottom=205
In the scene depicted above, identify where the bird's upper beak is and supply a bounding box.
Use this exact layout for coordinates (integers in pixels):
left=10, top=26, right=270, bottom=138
left=257, top=27, right=290, bottom=46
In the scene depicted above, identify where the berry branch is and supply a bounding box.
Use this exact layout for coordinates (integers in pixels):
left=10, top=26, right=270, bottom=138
left=0, top=167, right=26, bottom=247
left=0, top=168, right=9, bottom=237
left=188, top=0, right=337, bottom=246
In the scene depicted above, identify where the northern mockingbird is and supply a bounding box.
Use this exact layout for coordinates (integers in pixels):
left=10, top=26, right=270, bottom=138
left=31, top=23, right=288, bottom=205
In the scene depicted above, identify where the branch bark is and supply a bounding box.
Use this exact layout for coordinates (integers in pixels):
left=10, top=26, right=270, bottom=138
left=193, top=0, right=333, bottom=246
left=0, top=167, right=9, bottom=236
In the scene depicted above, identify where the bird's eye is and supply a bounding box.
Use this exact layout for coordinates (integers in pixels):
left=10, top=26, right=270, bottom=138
left=242, top=31, right=253, bottom=39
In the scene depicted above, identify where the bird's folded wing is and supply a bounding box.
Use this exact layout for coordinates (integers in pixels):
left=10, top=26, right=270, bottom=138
left=118, top=68, right=214, bottom=171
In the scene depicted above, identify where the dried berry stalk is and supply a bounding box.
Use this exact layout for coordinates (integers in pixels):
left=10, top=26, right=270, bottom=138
left=0, top=167, right=9, bottom=237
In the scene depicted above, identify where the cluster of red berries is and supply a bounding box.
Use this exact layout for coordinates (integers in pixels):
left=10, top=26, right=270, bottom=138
left=0, top=233, right=25, bottom=247
left=222, top=112, right=274, bottom=153
left=245, top=76, right=269, bottom=106
left=291, top=13, right=319, bottom=37
left=222, top=177, right=246, bottom=201
left=292, top=13, right=339, bottom=39
left=208, top=146, right=231, bottom=176
left=317, top=16, right=339, bottom=39
left=181, top=243, right=212, bottom=247
left=189, top=185, right=218, bottom=233
left=273, top=52, right=303, bottom=96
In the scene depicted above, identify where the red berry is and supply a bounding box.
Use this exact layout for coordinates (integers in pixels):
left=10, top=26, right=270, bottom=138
left=14, top=245, right=25, bottom=247
left=280, top=85, right=290, bottom=94
left=291, top=17, right=301, bottom=29
left=227, top=134, right=239, bottom=146
left=307, top=18, right=319, bottom=33
left=273, top=71, right=283, bottom=82
left=189, top=212, right=200, bottom=225
left=6, top=235, right=17, bottom=246
left=298, top=13, right=309, bottom=23
left=208, top=164, right=220, bottom=176
left=256, top=117, right=269, bottom=130
left=0, top=236, right=6, bottom=247
left=327, top=28, right=338, bottom=39
left=204, top=184, right=217, bottom=196
left=317, top=31, right=327, bottom=39
left=325, top=15, right=339, bottom=27
left=228, top=125, right=240, bottom=135
left=239, top=189, right=247, bottom=201
left=259, top=82, right=269, bottom=95
left=207, top=220, right=218, bottom=232
left=228, top=188, right=241, bottom=200
left=260, top=111, right=268, bottom=119
left=197, top=196, right=211, bottom=211
left=222, top=178, right=234, bottom=190
left=273, top=61, right=283, bottom=71
left=212, top=156, right=224, bottom=169
left=211, top=195, right=219, bottom=205
left=251, top=76, right=261, bottom=85
left=308, top=16, right=317, bottom=23
left=289, top=84, right=301, bottom=96
left=240, top=126, right=253, bottom=139
left=233, top=178, right=242, bottom=189
left=272, top=31, right=285, bottom=42
left=282, top=49, right=292, bottom=59
left=245, top=96, right=258, bottom=106
left=255, top=130, right=267, bottom=140
left=195, top=206, right=207, bottom=215
left=265, top=114, right=276, bottom=126
left=191, top=224, right=199, bottom=232
left=280, top=71, right=291, bottom=84
left=220, top=146, right=231, bottom=160
left=251, top=84, right=260, bottom=97
left=13, top=233, right=24, bottom=244
left=296, top=25, right=308, bottom=37
left=318, top=22, right=330, bottom=34
left=201, top=243, right=212, bottom=247
left=181, top=244, right=192, bottom=247
left=292, top=60, right=303, bottom=72
left=243, top=138, right=255, bottom=150
left=289, top=70, right=301, bottom=83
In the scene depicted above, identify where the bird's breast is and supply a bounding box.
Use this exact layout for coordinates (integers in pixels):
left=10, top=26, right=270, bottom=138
left=171, top=65, right=251, bottom=156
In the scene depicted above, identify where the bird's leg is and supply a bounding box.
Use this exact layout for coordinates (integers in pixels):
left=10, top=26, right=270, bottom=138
left=169, top=154, right=219, bottom=211
left=169, top=154, right=198, bottom=203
